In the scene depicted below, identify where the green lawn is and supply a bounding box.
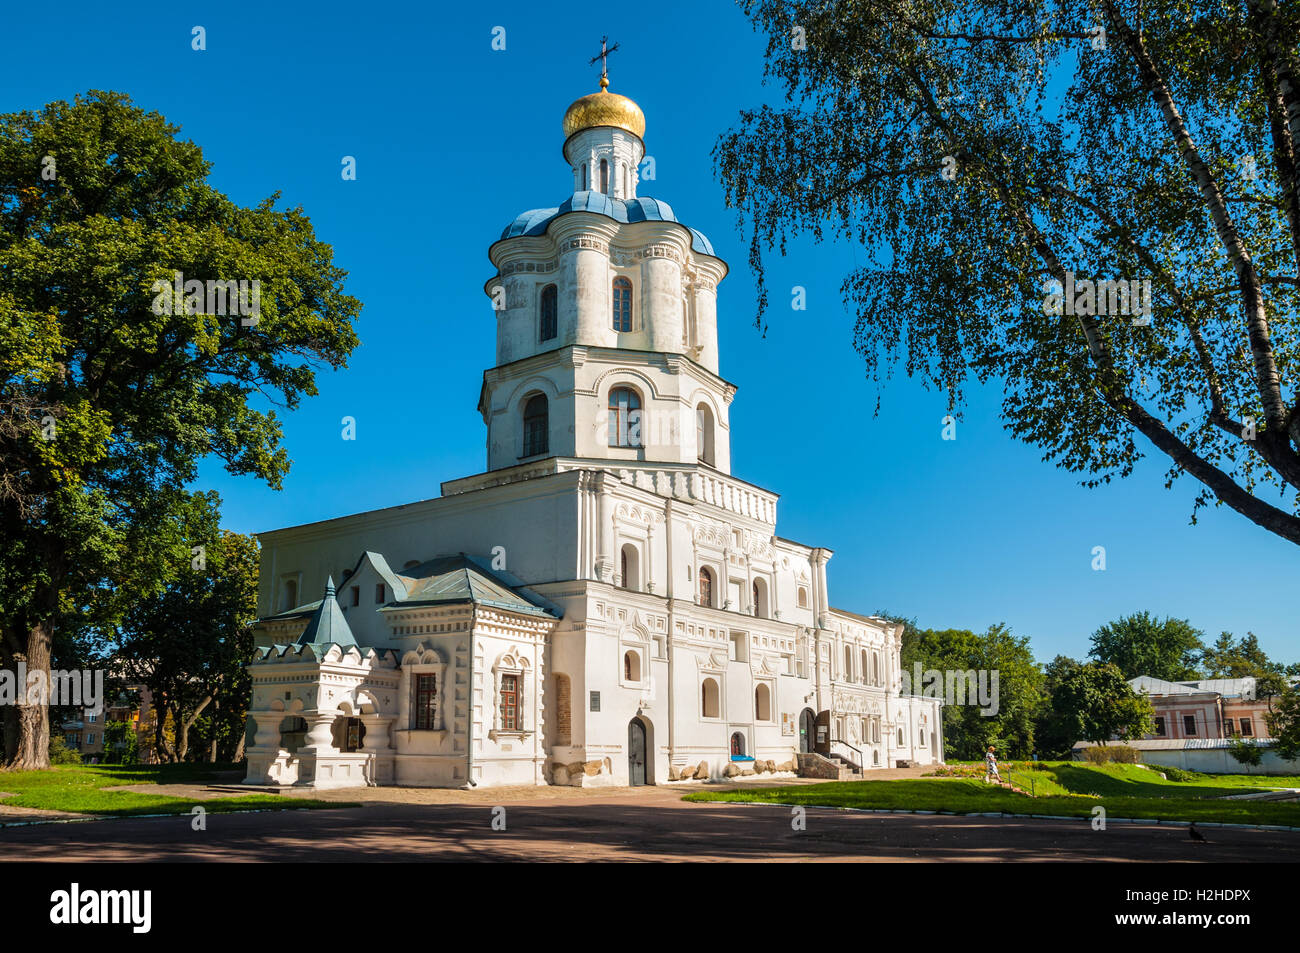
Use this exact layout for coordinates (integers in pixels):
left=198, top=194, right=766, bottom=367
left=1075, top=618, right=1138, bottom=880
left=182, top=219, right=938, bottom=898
left=0, top=763, right=354, bottom=817
left=684, top=763, right=1300, bottom=826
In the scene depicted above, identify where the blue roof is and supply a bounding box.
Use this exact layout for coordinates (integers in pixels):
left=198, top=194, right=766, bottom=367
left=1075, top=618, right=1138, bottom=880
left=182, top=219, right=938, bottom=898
left=500, top=192, right=716, bottom=257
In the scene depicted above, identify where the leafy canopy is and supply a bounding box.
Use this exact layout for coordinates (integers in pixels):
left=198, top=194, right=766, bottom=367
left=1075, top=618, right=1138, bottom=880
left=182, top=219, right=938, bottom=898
left=718, top=0, right=1300, bottom=543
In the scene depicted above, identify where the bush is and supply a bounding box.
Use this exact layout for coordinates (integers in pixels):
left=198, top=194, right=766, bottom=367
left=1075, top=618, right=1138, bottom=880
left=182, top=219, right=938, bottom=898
left=47, top=736, right=83, bottom=765
left=1082, top=745, right=1140, bottom=764
left=1228, top=736, right=1265, bottom=767
left=1158, top=765, right=1208, bottom=783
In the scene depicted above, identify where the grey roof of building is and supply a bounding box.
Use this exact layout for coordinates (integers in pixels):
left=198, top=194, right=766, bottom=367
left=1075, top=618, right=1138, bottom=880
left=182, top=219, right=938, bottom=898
left=383, top=553, right=561, bottom=619
left=1178, top=677, right=1258, bottom=698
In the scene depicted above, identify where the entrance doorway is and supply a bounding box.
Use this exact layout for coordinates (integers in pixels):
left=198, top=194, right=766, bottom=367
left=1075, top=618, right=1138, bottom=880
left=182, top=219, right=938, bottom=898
left=798, top=708, right=816, bottom=754
left=628, top=718, right=647, bottom=786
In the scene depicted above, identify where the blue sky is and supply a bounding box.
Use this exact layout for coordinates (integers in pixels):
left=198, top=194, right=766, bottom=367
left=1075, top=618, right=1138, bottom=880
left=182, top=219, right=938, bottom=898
left=5, top=1, right=1296, bottom=665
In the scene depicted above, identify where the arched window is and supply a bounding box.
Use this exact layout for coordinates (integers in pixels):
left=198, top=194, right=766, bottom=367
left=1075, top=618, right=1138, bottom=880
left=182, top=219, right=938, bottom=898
left=599, top=158, right=609, bottom=193
left=581, top=163, right=587, bottom=190
left=539, top=284, right=557, bottom=341
left=797, top=586, right=809, bottom=609
left=619, top=543, right=639, bottom=590
left=612, top=276, right=632, bottom=331
left=755, top=683, right=771, bottom=721
left=730, top=732, right=745, bottom=757
left=702, top=678, right=720, bottom=718
left=861, top=649, right=869, bottom=685
left=873, top=651, right=880, bottom=685
left=607, top=386, right=641, bottom=447
left=844, top=645, right=853, bottom=680
left=696, top=403, right=714, bottom=465
left=623, top=651, right=641, bottom=682
left=897, top=727, right=905, bottom=746
left=697, top=567, right=713, bottom=608
left=522, top=393, right=548, bottom=457
left=621, top=162, right=627, bottom=195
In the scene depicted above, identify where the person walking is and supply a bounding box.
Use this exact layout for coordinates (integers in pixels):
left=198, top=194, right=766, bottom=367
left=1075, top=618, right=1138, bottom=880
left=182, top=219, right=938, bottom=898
left=984, top=745, right=1001, bottom=784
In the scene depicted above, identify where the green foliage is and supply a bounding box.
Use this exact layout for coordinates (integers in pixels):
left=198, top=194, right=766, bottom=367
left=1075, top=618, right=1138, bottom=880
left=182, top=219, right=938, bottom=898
left=46, top=735, right=82, bottom=765
left=0, top=763, right=351, bottom=816
left=1159, top=765, right=1209, bottom=783
left=1267, top=686, right=1300, bottom=761
left=1044, top=661, right=1155, bottom=746
left=685, top=774, right=1300, bottom=826
left=1228, top=734, right=1265, bottom=766
left=1088, top=612, right=1204, bottom=681
left=717, top=0, right=1300, bottom=545
left=1082, top=744, right=1140, bottom=764
left=895, top=618, right=1044, bottom=759
left=0, top=89, right=357, bottom=767
left=1202, top=631, right=1286, bottom=680
left=117, top=530, right=259, bottom=762
left=100, top=718, right=138, bottom=765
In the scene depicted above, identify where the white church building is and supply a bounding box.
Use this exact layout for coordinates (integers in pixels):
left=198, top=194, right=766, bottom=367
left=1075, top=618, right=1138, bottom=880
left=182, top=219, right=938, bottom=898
left=243, top=76, right=943, bottom=790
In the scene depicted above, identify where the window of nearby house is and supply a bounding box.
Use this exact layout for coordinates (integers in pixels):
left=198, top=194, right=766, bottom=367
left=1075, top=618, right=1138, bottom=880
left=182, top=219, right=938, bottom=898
left=539, top=284, right=557, bottom=341
left=375, top=583, right=386, bottom=604
left=697, top=567, right=713, bottom=608
left=611, top=276, right=632, bottom=331
left=87, top=713, right=97, bottom=723
left=1153, top=716, right=1166, bottom=736
left=1240, top=717, right=1253, bottom=736
left=87, top=733, right=95, bottom=744
left=1183, top=714, right=1197, bottom=735
left=415, top=673, right=438, bottom=730
left=522, top=393, right=549, bottom=457
left=500, top=674, right=519, bottom=730
left=607, top=386, right=641, bottom=447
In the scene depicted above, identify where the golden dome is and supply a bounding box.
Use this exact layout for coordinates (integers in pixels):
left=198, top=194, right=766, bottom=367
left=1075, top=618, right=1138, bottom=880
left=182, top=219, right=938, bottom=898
left=563, top=78, right=646, bottom=139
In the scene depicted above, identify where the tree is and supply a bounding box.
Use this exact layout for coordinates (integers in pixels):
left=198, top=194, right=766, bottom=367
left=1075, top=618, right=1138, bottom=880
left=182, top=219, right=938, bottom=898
left=101, top=717, right=138, bottom=765
left=895, top=617, right=1045, bottom=759
left=1035, top=655, right=1084, bottom=758
left=717, top=1, right=1300, bottom=545
left=1088, top=612, right=1204, bottom=680
left=1045, top=661, right=1155, bottom=746
left=0, top=91, right=359, bottom=768
left=1267, top=685, right=1300, bottom=760
left=117, top=531, right=258, bottom=763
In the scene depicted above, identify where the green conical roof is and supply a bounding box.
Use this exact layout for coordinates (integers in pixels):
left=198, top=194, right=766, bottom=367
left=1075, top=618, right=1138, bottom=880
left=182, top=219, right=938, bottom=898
left=295, top=576, right=358, bottom=648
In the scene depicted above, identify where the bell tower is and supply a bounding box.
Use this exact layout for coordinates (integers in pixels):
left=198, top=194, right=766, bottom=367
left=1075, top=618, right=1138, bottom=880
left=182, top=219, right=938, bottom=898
left=480, top=61, right=733, bottom=476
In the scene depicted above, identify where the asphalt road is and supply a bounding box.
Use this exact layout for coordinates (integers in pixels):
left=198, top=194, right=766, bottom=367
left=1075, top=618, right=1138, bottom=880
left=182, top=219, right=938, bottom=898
left=1, top=789, right=1295, bottom=862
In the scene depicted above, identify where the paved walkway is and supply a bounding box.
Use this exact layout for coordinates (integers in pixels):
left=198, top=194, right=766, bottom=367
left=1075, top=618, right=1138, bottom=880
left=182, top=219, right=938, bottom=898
left=2, top=781, right=1297, bottom=862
